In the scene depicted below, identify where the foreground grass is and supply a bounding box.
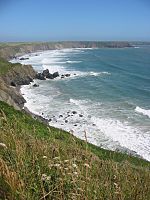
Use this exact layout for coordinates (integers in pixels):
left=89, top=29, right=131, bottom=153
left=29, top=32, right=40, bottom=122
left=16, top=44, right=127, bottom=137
left=0, top=101, right=150, bottom=200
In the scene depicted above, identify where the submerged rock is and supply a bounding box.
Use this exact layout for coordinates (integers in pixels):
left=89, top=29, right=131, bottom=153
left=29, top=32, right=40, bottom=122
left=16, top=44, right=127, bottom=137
left=33, top=84, right=39, bottom=87
left=20, top=57, right=29, bottom=60
left=72, top=111, right=77, bottom=114
left=65, top=74, right=70, bottom=77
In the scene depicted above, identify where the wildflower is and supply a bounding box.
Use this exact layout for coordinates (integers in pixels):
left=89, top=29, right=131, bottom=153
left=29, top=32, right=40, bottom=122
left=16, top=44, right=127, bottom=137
left=46, top=176, right=51, bottom=181
left=0, top=143, right=7, bottom=149
left=72, top=163, right=77, bottom=168
left=64, top=168, right=69, bottom=171
left=73, top=172, right=78, bottom=176
left=84, top=163, right=90, bottom=168
left=43, top=156, right=47, bottom=159
left=54, top=163, right=61, bottom=167
left=41, top=174, right=47, bottom=181
left=64, top=160, right=69, bottom=163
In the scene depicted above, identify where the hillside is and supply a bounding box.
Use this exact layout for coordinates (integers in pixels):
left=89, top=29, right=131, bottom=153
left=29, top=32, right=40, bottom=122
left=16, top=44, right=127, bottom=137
left=0, top=101, right=150, bottom=200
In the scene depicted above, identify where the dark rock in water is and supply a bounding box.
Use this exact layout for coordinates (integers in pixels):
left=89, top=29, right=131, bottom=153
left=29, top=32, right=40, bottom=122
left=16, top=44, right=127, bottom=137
left=49, top=119, right=52, bottom=122
left=46, top=73, right=54, bottom=79
left=53, top=72, right=59, bottom=78
left=11, top=81, right=16, bottom=87
left=33, top=83, right=39, bottom=87
left=72, top=111, right=77, bottom=114
left=74, top=74, right=76, bottom=76
left=65, top=120, right=68, bottom=123
left=79, top=114, right=83, bottom=117
left=65, top=74, right=70, bottom=77
left=61, top=75, right=65, bottom=78
left=36, top=73, right=46, bottom=80
left=92, top=124, right=96, bottom=126
left=20, top=57, right=29, bottom=60
left=42, top=69, right=50, bottom=77
left=59, top=115, right=63, bottom=118
left=74, top=124, right=77, bottom=126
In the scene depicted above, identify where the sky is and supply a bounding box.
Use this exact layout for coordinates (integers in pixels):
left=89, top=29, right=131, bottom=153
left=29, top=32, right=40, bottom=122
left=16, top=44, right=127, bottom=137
left=0, top=0, right=150, bottom=42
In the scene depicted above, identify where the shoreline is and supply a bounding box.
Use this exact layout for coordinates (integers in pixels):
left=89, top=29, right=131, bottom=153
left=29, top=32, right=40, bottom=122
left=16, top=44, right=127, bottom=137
left=10, top=47, right=150, bottom=162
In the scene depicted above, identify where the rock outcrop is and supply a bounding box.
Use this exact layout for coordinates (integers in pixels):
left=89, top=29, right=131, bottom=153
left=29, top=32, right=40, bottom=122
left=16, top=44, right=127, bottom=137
left=0, top=63, right=36, bottom=110
left=35, top=69, right=59, bottom=80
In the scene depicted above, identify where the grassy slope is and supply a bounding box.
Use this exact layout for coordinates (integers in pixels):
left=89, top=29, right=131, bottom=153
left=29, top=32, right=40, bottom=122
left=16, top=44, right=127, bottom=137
left=0, top=101, right=150, bottom=200
left=0, top=58, right=21, bottom=75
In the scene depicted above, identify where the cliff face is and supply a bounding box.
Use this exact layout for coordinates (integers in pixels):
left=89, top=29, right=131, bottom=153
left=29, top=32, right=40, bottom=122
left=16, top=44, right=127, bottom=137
left=0, top=63, right=36, bottom=110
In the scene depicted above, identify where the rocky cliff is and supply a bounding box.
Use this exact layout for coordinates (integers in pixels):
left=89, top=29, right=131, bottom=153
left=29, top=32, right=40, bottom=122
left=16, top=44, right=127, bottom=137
left=0, top=60, right=36, bottom=110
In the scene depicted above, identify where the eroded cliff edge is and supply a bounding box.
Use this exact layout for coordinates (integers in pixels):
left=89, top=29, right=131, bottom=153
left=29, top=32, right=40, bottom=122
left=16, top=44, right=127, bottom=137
left=0, top=58, right=36, bottom=110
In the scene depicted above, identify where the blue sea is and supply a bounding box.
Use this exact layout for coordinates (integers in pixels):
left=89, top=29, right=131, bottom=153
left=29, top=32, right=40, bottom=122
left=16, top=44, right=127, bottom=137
left=11, top=46, right=150, bottom=161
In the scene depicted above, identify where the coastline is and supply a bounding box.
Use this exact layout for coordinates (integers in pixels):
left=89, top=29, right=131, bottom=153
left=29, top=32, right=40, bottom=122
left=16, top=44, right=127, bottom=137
left=13, top=47, right=150, bottom=161
left=2, top=45, right=150, bottom=161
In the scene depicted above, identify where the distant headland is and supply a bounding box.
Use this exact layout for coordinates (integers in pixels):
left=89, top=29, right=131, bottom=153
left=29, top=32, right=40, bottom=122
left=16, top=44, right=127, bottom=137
left=0, top=41, right=133, bottom=60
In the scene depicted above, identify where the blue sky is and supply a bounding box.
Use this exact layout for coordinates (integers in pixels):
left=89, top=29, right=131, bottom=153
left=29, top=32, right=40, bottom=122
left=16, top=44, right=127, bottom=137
left=0, top=0, right=150, bottom=41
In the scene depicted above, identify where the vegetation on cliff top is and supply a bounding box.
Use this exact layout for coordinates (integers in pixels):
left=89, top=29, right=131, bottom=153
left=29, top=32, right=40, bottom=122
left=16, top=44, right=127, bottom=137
left=0, top=58, right=21, bottom=75
left=0, top=101, right=150, bottom=200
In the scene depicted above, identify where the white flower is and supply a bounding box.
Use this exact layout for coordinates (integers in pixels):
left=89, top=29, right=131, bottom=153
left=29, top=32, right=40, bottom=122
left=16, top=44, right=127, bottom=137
left=54, top=164, right=61, bottom=167
left=41, top=174, right=47, bottom=181
left=64, top=160, right=69, bottom=163
left=43, top=156, right=47, bottom=159
left=72, top=163, right=77, bottom=168
left=84, top=163, right=90, bottom=168
left=73, top=172, right=78, bottom=176
left=0, top=143, right=7, bottom=149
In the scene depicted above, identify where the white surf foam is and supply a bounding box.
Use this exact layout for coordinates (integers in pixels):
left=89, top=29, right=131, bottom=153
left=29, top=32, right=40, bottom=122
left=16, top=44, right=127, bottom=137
left=135, top=106, right=150, bottom=118
left=66, top=60, right=82, bottom=64
left=90, top=116, right=150, bottom=161
left=50, top=98, right=150, bottom=161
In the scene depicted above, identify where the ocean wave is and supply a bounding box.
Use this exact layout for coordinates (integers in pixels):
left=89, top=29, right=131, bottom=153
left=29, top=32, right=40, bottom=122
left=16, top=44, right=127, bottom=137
left=135, top=106, right=150, bottom=118
left=88, top=71, right=111, bottom=76
left=90, top=116, right=150, bottom=161
left=66, top=60, right=82, bottom=64
left=70, top=98, right=89, bottom=106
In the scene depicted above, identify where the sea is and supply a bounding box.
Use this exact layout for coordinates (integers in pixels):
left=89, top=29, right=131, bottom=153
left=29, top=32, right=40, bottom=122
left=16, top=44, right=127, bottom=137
left=11, top=45, right=150, bottom=161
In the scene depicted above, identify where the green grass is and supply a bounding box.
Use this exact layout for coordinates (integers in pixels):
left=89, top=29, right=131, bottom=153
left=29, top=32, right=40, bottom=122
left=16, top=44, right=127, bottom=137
left=0, top=58, right=21, bottom=75
left=0, top=101, right=150, bottom=200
